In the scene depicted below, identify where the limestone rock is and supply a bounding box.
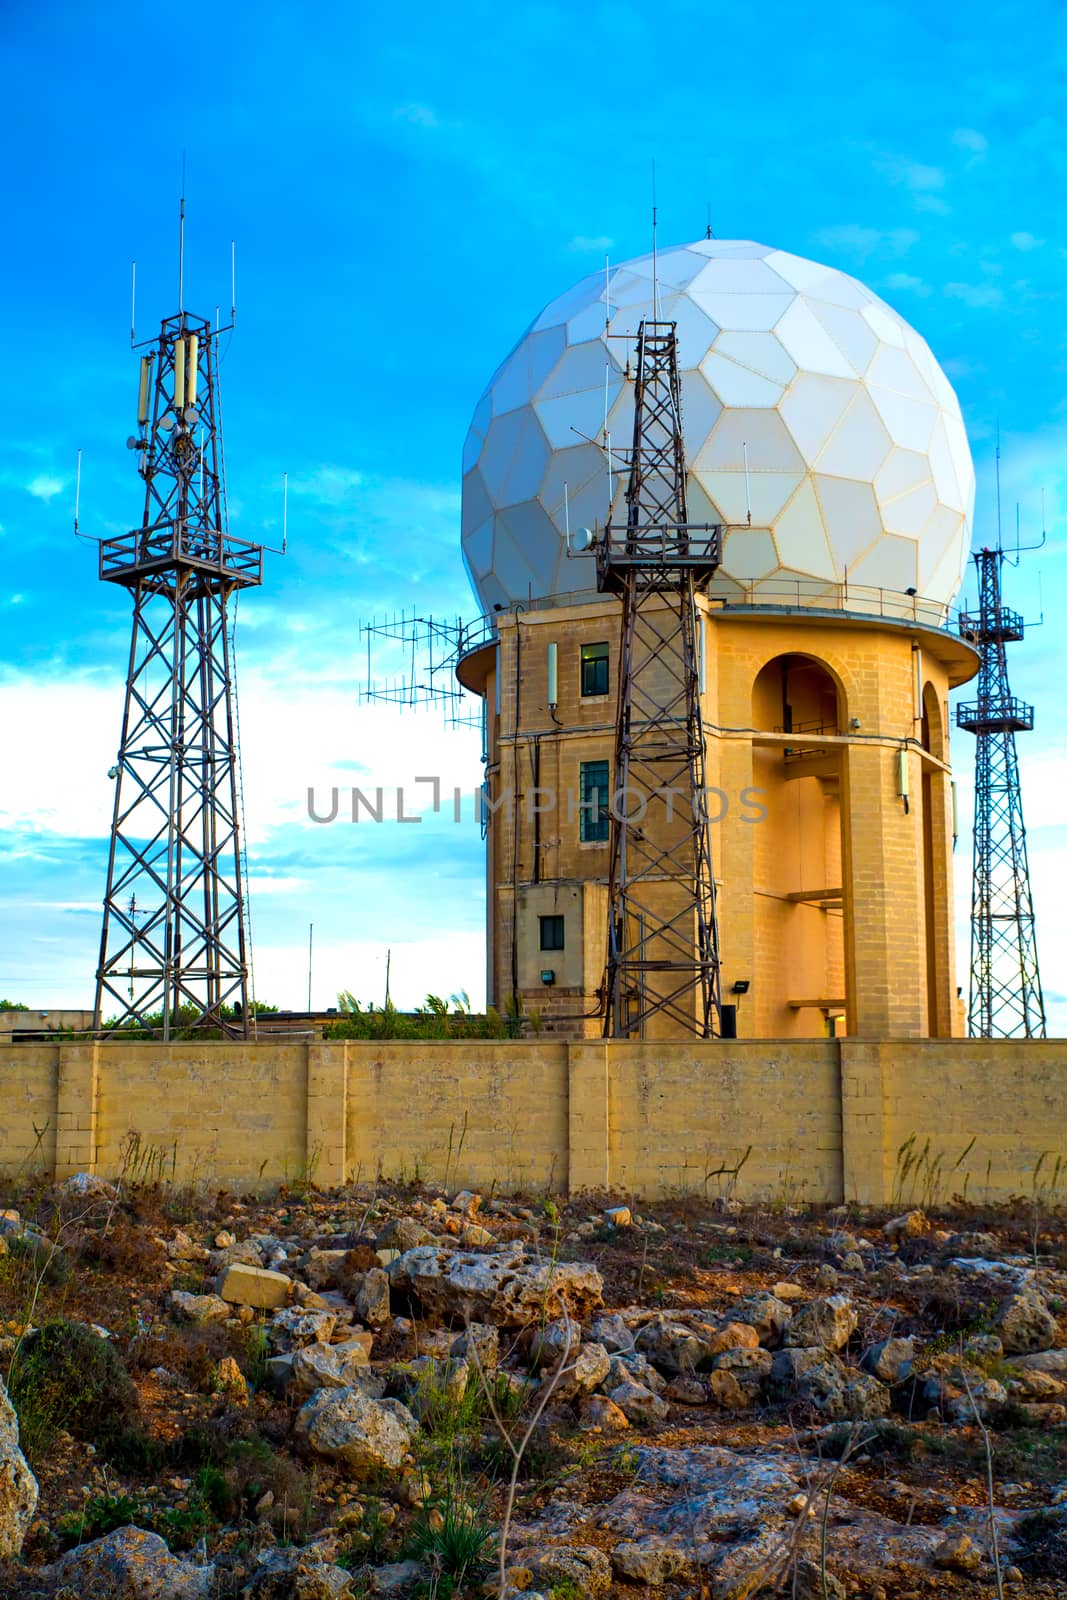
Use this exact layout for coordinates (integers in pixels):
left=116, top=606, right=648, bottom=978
left=708, top=1347, right=771, bottom=1410
left=40, top=1526, right=214, bottom=1597
left=304, top=1249, right=350, bottom=1291
left=388, top=1243, right=602, bottom=1326
left=883, top=1209, right=927, bottom=1239
left=771, top=1346, right=837, bottom=1389
left=291, top=1338, right=375, bottom=1398
left=242, top=1546, right=355, bottom=1596
left=772, top=1281, right=806, bottom=1302
left=1010, top=1348, right=1067, bottom=1375
left=798, top=1358, right=888, bottom=1421
left=270, top=1307, right=338, bottom=1348
left=355, top=1268, right=391, bottom=1327
left=579, top=1394, right=630, bottom=1432
left=635, top=1316, right=709, bottom=1374
left=608, top=1378, right=670, bottom=1425
left=996, top=1287, right=1057, bottom=1354
left=933, top=1531, right=982, bottom=1571
left=589, top=1312, right=636, bottom=1353
left=551, top=1340, right=611, bottom=1401
left=450, top=1322, right=500, bottom=1370
left=58, top=1172, right=117, bottom=1201
left=0, top=1374, right=37, bottom=1557
left=295, top=1387, right=417, bottom=1478
left=216, top=1262, right=291, bottom=1309
left=611, top=1541, right=692, bottom=1584
left=217, top=1356, right=248, bottom=1405
left=460, top=1223, right=494, bottom=1247
left=736, top=1291, right=792, bottom=1347
left=862, top=1336, right=916, bottom=1383
left=783, top=1294, right=857, bottom=1352
left=169, top=1290, right=231, bottom=1324
left=665, top=1374, right=708, bottom=1405
left=365, top=1560, right=426, bottom=1595
left=375, top=1217, right=435, bottom=1252
left=603, top=1205, right=632, bottom=1228
left=607, top=1350, right=666, bottom=1394
left=516, top=1545, right=612, bottom=1597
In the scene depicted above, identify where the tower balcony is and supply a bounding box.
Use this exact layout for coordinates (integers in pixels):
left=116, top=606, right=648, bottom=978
left=100, top=520, right=263, bottom=590
left=958, top=606, right=1025, bottom=644
left=956, top=697, right=1034, bottom=735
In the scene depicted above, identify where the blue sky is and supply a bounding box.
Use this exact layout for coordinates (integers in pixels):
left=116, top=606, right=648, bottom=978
left=1, top=0, right=1064, bottom=1024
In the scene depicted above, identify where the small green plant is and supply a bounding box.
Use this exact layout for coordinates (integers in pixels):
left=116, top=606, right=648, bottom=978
left=701, top=1241, right=754, bottom=1266
left=241, top=1321, right=271, bottom=1388
left=892, top=1132, right=977, bottom=1209
left=548, top=1582, right=584, bottom=1600
left=8, top=1319, right=141, bottom=1462
left=0, top=998, right=29, bottom=1011
left=405, top=1484, right=495, bottom=1587
left=54, top=1491, right=145, bottom=1550
left=409, top=1360, right=490, bottom=1445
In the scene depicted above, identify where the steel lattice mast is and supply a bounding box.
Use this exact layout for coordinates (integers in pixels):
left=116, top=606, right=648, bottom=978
left=595, top=320, right=723, bottom=1037
left=957, top=548, right=1045, bottom=1038
left=94, top=309, right=263, bottom=1039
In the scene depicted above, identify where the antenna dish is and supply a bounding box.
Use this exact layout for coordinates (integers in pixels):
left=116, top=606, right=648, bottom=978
left=572, top=527, right=594, bottom=553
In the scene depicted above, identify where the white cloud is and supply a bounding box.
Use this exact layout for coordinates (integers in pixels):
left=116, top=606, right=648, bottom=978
left=884, top=271, right=931, bottom=297
left=813, top=224, right=919, bottom=262
left=883, top=157, right=945, bottom=193
left=27, top=474, right=64, bottom=503
left=1011, top=231, right=1045, bottom=252
left=952, top=128, right=988, bottom=158
left=945, top=281, right=1003, bottom=309
left=393, top=103, right=442, bottom=129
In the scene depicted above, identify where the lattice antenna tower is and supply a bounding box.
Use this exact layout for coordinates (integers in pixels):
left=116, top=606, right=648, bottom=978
left=956, top=446, right=1046, bottom=1039
left=593, top=319, right=723, bottom=1037
left=92, top=223, right=264, bottom=1039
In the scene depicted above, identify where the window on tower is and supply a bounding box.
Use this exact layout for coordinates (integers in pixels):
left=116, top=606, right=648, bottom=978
left=580, top=641, right=610, bottom=697
left=539, top=914, right=565, bottom=951
left=579, top=759, right=610, bottom=843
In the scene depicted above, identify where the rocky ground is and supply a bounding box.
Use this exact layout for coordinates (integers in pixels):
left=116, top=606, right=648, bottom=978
left=0, top=1171, right=1066, bottom=1599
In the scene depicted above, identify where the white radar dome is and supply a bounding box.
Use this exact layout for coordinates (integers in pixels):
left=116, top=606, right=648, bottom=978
left=461, top=239, right=974, bottom=615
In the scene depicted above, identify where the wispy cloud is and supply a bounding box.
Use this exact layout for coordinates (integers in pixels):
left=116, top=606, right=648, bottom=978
left=880, top=155, right=950, bottom=214
left=568, top=235, right=614, bottom=254
left=884, top=271, right=931, bottom=297
left=393, top=102, right=443, bottom=130
left=27, top=474, right=64, bottom=502
left=813, top=224, right=918, bottom=262
left=1011, top=230, right=1045, bottom=252
left=945, top=281, right=1003, bottom=309
left=952, top=127, right=988, bottom=159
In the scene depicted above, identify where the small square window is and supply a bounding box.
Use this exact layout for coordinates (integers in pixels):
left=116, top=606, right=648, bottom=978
left=539, top=914, right=565, bottom=951
left=581, top=641, right=610, bottom=697
left=579, top=759, right=610, bottom=843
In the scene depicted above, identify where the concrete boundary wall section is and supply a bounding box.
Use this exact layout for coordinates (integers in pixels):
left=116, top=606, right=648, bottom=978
left=0, top=1039, right=1063, bottom=1204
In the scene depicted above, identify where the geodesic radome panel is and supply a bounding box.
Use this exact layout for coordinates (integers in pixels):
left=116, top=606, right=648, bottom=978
left=461, top=239, right=975, bottom=614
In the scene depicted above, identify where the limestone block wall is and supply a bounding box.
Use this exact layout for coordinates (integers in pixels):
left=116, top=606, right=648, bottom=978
left=0, top=1037, right=1063, bottom=1205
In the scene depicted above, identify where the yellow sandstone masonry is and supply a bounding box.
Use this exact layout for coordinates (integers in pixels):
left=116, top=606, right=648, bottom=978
left=0, top=1036, right=1063, bottom=1204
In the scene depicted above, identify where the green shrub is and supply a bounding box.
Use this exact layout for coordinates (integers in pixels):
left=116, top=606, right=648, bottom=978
left=8, top=1319, right=140, bottom=1461
left=3, top=1230, right=72, bottom=1287
left=405, top=1484, right=494, bottom=1588
left=54, top=1492, right=145, bottom=1550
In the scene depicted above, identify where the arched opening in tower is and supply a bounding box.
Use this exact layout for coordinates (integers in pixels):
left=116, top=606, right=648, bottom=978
left=751, top=654, right=846, bottom=1038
